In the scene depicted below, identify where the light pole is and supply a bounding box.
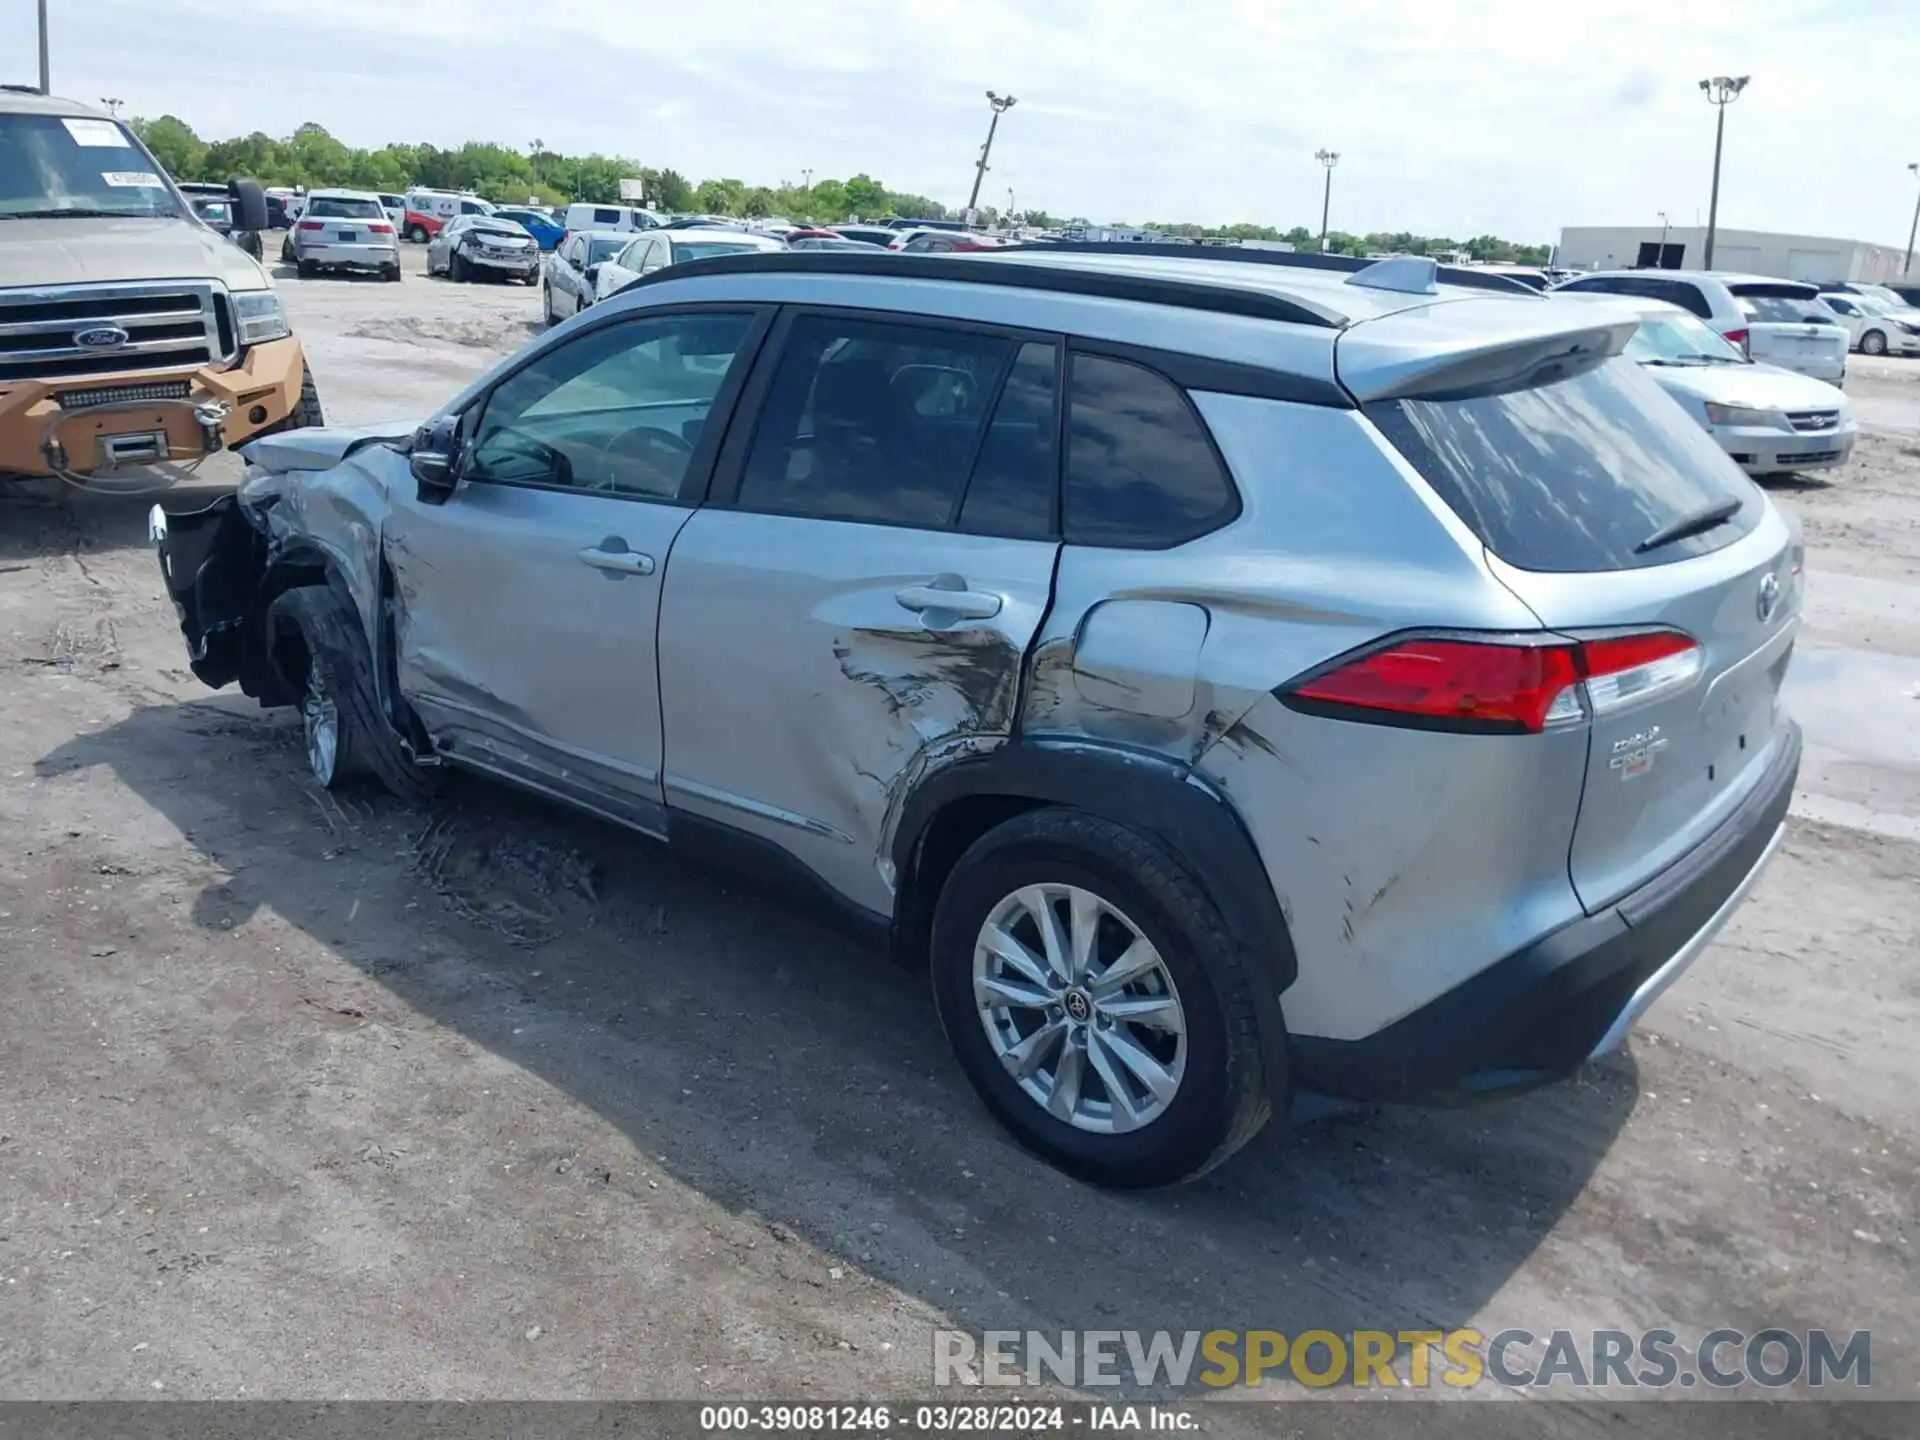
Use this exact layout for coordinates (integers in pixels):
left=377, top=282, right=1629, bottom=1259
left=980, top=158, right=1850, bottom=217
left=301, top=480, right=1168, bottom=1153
left=38, top=0, right=51, bottom=94
left=1698, top=75, right=1749, bottom=270
left=966, top=90, right=1017, bottom=216
left=1315, top=149, right=1339, bottom=253
left=99, top=97, right=123, bottom=118
left=1007, top=186, right=1015, bottom=224
left=1904, top=163, right=1920, bottom=278
left=801, top=168, right=813, bottom=190
left=1657, top=210, right=1670, bottom=266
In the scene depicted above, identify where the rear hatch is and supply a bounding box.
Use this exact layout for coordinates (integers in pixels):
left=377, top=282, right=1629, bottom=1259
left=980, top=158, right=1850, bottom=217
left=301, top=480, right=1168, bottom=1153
left=1726, top=281, right=1848, bottom=371
left=1340, top=297, right=1799, bottom=912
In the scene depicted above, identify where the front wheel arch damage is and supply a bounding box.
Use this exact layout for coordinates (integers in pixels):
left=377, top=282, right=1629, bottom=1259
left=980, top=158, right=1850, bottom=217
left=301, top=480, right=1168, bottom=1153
left=262, top=585, right=441, bottom=799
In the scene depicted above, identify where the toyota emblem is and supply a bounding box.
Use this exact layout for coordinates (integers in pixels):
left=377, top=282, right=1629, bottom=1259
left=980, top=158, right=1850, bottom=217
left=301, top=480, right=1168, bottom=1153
left=1757, top=572, right=1781, bottom=623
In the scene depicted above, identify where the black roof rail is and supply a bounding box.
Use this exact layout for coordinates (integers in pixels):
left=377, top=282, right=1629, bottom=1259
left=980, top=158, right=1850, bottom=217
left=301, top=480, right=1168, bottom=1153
left=1006, top=241, right=1540, bottom=296
left=611, top=249, right=1344, bottom=328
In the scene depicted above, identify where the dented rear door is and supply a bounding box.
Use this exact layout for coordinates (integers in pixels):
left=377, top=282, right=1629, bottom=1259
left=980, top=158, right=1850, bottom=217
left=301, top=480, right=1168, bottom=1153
left=657, top=315, right=1062, bottom=916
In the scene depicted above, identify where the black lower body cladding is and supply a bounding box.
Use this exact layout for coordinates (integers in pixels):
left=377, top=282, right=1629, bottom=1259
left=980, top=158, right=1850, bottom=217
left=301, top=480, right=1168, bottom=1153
left=152, top=493, right=270, bottom=693
left=1290, top=723, right=1802, bottom=1103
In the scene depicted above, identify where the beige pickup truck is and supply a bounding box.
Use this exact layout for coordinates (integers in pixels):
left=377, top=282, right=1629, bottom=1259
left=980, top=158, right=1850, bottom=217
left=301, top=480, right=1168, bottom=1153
left=0, top=87, right=321, bottom=490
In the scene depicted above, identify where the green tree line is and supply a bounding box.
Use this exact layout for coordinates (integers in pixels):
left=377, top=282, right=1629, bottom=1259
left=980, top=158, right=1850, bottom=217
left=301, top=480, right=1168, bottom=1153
left=130, top=116, right=1549, bottom=259
left=130, top=116, right=949, bottom=223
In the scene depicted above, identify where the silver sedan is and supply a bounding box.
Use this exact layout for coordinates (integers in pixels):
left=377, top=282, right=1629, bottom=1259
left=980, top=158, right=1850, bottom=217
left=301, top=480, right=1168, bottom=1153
left=426, top=216, right=542, bottom=285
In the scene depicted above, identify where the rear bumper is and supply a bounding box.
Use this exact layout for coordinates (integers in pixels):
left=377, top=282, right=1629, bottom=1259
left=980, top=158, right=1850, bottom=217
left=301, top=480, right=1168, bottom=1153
left=297, top=241, right=398, bottom=268
left=467, top=251, right=540, bottom=276
left=1290, top=721, right=1801, bottom=1104
left=1774, top=354, right=1847, bottom=384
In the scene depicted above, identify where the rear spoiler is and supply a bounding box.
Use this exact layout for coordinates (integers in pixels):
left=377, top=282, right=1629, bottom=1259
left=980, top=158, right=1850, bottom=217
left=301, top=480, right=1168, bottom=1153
left=1335, top=298, right=1639, bottom=404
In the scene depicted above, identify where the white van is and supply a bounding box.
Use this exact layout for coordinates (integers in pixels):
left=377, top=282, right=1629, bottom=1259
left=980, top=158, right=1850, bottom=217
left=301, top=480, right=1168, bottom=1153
left=402, top=190, right=495, bottom=242
left=561, top=202, right=662, bottom=236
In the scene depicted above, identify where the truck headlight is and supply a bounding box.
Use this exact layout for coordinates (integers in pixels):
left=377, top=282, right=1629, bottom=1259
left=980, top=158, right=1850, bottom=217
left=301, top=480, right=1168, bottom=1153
left=1703, top=402, right=1784, bottom=429
left=232, top=290, right=290, bottom=345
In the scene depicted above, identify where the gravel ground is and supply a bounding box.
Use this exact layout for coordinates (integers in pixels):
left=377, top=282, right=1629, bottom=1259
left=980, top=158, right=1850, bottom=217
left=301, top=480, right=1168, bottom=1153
left=1, top=246, right=1916, bottom=1431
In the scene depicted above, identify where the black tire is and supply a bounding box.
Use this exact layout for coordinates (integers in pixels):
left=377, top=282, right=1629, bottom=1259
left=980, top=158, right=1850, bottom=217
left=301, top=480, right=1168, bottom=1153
left=929, top=808, right=1277, bottom=1188
left=265, top=587, right=441, bottom=801
left=288, top=367, right=325, bottom=429
left=296, top=259, right=318, bottom=279
left=542, top=282, right=556, bottom=326
left=280, top=235, right=294, bottom=264
left=382, top=263, right=402, bottom=283
left=450, top=251, right=470, bottom=283
left=407, top=223, right=429, bottom=243
left=1861, top=329, right=1888, bottom=357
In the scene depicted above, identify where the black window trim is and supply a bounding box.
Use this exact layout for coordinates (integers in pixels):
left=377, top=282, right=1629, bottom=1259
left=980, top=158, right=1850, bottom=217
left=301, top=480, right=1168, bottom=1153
left=705, top=303, right=1067, bottom=538
left=455, top=302, right=776, bottom=508
left=1061, top=342, right=1244, bottom=552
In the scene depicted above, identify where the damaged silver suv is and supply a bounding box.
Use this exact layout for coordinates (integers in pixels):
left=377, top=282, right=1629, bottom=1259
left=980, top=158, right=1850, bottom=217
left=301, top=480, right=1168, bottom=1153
left=153, top=246, right=1803, bottom=1186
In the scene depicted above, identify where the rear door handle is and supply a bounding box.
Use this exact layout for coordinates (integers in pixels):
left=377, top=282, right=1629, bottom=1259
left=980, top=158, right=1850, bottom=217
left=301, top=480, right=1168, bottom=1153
left=578, top=542, right=655, bottom=577
left=895, top=576, right=1002, bottom=620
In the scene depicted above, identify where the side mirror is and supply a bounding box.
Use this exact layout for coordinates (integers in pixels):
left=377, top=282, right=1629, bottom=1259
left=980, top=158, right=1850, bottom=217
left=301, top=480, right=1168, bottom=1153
left=228, top=178, right=269, bottom=235
left=410, top=417, right=461, bottom=506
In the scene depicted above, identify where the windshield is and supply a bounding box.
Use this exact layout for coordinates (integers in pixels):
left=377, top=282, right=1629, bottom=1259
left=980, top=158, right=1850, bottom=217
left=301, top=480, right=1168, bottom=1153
left=1624, top=312, right=1746, bottom=364
left=675, top=240, right=770, bottom=261
left=306, top=196, right=384, bottom=220
left=1850, top=295, right=1896, bottom=317
left=0, top=112, right=181, bottom=219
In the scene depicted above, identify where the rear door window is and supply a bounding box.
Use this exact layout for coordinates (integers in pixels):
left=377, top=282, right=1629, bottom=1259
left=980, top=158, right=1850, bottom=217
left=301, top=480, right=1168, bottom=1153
left=1365, top=355, right=1760, bottom=572
left=1064, top=354, right=1238, bottom=548
left=734, top=313, right=1014, bottom=527
left=958, top=341, right=1059, bottom=539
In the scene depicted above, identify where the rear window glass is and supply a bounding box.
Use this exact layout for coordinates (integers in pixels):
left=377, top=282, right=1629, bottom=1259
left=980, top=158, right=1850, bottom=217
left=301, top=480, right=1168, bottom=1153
left=587, top=236, right=628, bottom=263
left=306, top=197, right=383, bottom=219
left=674, top=241, right=766, bottom=262
left=1731, top=286, right=1822, bottom=323
left=1365, top=356, right=1760, bottom=573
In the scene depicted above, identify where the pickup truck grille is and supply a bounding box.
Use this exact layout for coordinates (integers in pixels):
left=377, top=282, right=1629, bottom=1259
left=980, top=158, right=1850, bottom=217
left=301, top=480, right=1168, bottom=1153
left=0, top=281, right=231, bottom=384
left=1786, top=409, right=1840, bottom=433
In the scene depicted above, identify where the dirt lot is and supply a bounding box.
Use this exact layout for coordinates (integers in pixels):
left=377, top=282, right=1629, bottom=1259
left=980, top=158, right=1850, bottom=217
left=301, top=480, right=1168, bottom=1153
left=1, top=246, right=1916, bottom=1427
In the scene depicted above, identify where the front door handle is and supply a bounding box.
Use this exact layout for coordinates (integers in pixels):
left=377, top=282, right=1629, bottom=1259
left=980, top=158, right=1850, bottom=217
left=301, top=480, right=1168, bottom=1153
left=895, top=575, right=1002, bottom=620
left=578, top=539, right=655, bottom=578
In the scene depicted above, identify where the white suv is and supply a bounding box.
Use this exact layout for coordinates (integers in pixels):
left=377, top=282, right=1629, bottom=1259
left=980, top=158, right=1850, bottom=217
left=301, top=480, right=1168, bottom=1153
left=1554, top=270, right=1847, bottom=383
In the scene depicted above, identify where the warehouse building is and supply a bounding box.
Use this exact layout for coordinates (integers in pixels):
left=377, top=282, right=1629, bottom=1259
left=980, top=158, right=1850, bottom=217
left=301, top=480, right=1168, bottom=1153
left=1555, top=225, right=1912, bottom=284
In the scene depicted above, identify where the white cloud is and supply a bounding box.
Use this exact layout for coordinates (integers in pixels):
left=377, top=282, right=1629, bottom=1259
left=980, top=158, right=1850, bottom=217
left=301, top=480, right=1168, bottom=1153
left=22, top=0, right=1920, bottom=244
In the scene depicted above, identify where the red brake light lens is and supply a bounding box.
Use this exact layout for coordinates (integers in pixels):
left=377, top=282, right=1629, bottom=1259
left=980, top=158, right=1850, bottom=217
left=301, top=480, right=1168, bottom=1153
left=1284, top=631, right=1701, bottom=734
left=1289, top=639, right=1583, bottom=733
left=1722, top=327, right=1750, bottom=351
left=368, top=222, right=394, bottom=234
left=297, top=219, right=324, bottom=231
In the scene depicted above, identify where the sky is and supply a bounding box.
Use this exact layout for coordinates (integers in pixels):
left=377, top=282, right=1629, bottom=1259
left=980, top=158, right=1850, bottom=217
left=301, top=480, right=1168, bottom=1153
left=10, top=0, right=1919, bottom=245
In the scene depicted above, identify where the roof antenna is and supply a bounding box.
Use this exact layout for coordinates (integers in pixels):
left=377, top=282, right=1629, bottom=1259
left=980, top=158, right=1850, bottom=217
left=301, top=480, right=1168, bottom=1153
left=1346, top=256, right=1440, bottom=295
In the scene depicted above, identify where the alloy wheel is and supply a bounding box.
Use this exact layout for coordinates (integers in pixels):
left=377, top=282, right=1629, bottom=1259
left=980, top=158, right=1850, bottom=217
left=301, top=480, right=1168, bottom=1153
left=972, top=883, right=1187, bottom=1133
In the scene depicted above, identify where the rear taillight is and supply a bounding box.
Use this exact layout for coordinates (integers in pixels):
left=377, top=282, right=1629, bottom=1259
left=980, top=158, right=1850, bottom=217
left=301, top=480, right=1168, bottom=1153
left=1282, top=630, right=1700, bottom=734
left=1722, top=326, right=1751, bottom=352
left=368, top=222, right=393, bottom=234
left=297, top=220, right=324, bottom=231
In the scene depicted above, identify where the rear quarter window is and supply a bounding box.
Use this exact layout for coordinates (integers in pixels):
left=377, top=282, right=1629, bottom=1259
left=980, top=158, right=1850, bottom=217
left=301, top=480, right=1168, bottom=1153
left=1065, top=354, right=1238, bottom=548
left=1365, top=355, right=1761, bottom=573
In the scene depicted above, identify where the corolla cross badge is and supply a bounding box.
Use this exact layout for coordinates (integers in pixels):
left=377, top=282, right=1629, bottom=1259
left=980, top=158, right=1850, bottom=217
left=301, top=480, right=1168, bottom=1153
left=1757, top=572, right=1782, bottom=623
left=73, top=324, right=130, bottom=351
left=1609, top=726, right=1668, bottom=780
